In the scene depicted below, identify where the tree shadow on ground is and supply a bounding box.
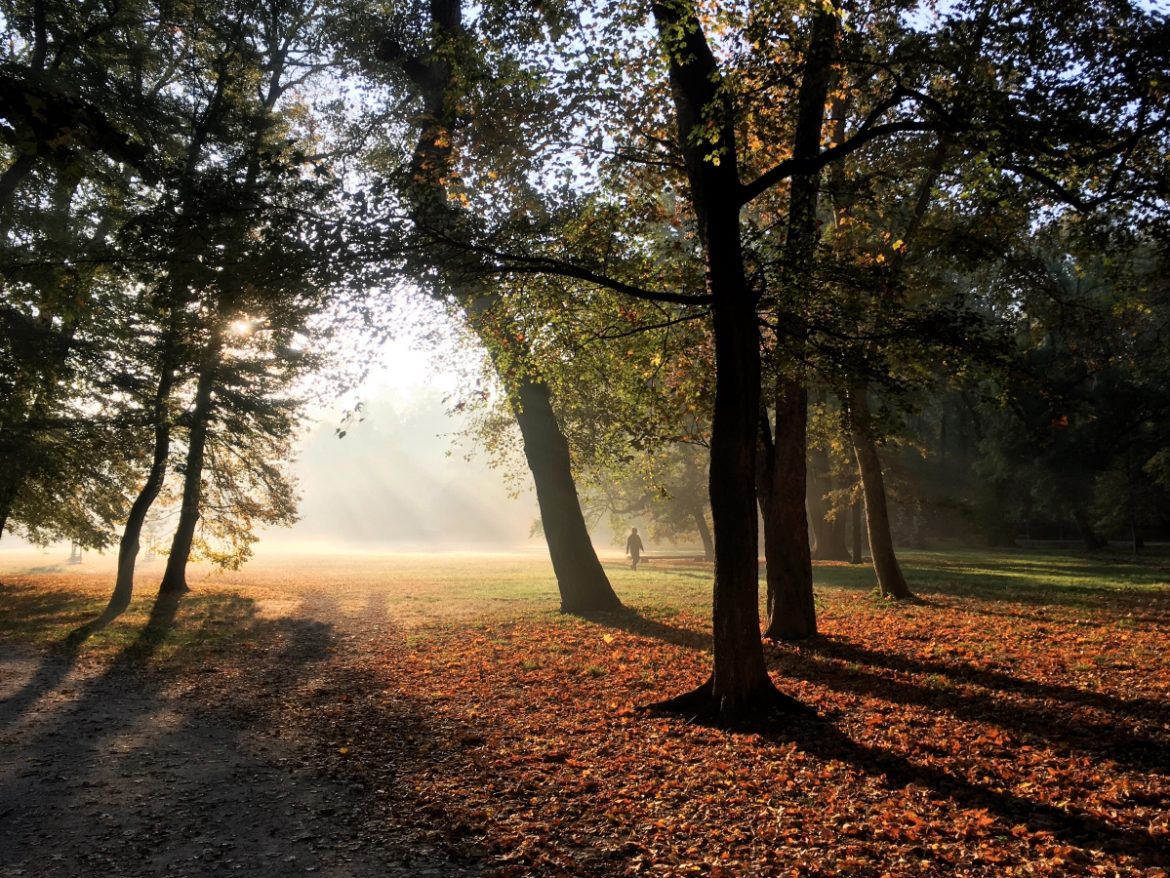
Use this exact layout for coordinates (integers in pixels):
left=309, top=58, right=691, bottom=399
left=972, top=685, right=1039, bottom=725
left=578, top=606, right=711, bottom=652
left=0, top=583, right=97, bottom=733
left=793, top=636, right=1168, bottom=720
left=768, top=643, right=1170, bottom=779
left=765, top=716, right=1169, bottom=868
left=813, top=555, right=1170, bottom=611
left=577, top=604, right=1168, bottom=781
left=0, top=588, right=365, bottom=875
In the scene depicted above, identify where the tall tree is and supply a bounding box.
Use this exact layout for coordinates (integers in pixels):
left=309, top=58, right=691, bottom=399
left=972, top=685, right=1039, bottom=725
left=369, top=0, right=622, bottom=612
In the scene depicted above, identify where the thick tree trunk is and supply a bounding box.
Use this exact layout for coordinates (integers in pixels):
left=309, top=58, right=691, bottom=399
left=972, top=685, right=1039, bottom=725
left=850, top=392, right=913, bottom=599
left=758, top=385, right=816, bottom=641
left=851, top=500, right=864, bottom=564
left=643, top=0, right=843, bottom=722
left=1073, top=507, right=1107, bottom=550
left=511, top=378, right=621, bottom=613
left=808, top=445, right=851, bottom=560
left=159, top=358, right=217, bottom=595
left=646, top=0, right=811, bottom=725
left=692, top=505, right=714, bottom=561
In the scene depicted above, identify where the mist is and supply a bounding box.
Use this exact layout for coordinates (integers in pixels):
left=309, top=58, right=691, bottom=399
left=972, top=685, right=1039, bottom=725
left=258, top=386, right=541, bottom=553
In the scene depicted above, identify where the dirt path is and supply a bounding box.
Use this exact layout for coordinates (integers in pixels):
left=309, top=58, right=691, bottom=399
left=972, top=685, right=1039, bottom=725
left=0, top=591, right=471, bottom=878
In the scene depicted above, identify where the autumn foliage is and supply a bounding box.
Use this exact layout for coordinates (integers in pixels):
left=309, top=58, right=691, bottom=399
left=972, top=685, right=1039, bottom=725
left=1, top=553, right=1167, bottom=876
left=251, top=559, right=1170, bottom=877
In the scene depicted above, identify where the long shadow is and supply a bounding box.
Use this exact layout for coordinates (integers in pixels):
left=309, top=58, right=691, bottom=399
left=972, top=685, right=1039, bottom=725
left=797, top=636, right=1169, bottom=720
left=814, top=559, right=1170, bottom=610
left=0, top=587, right=350, bottom=873
left=769, top=646, right=1170, bottom=778
left=0, top=584, right=96, bottom=733
left=767, top=717, right=1169, bottom=868
left=578, top=606, right=711, bottom=652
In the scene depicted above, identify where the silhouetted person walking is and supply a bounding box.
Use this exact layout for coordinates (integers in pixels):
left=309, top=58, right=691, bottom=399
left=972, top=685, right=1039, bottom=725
left=626, top=528, right=644, bottom=570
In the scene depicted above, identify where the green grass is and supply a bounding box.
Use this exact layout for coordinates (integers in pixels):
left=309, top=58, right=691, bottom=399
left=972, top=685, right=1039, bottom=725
left=0, top=577, right=262, bottom=662
left=0, top=547, right=1165, bottom=666
left=812, top=548, right=1169, bottom=608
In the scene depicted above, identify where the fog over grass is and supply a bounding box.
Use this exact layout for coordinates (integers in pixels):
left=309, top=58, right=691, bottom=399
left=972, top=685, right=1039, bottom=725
left=265, top=386, right=541, bottom=552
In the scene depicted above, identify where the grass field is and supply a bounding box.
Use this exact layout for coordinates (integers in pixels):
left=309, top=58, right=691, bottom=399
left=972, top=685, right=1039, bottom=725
left=1, top=546, right=1168, bottom=876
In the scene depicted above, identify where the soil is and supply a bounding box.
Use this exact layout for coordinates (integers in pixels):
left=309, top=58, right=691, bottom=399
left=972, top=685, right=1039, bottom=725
left=0, top=590, right=471, bottom=878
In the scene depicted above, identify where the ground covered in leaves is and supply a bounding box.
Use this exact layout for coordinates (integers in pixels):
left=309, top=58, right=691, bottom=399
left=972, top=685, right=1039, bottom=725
left=1, top=547, right=1168, bottom=877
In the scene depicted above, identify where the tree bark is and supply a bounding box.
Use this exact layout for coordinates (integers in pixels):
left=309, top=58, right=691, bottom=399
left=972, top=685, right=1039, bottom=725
left=159, top=351, right=218, bottom=595
left=753, top=3, right=835, bottom=641
left=106, top=347, right=177, bottom=619
left=808, top=445, right=851, bottom=560
left=511, top=378, right=621, bottom=613
left=849, top=390, right=913, bottom=599
left=398, top=2, right=621, bottom=614
left=758, top=384, right=817, bottom=641
left=692, top=504, right=714, bottom=561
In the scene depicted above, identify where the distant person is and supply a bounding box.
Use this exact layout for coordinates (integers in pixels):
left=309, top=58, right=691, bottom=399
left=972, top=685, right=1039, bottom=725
left=626, top=528, right=645, bottom=570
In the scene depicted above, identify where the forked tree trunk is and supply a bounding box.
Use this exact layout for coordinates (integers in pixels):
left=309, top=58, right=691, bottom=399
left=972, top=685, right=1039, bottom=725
left=106, top=356, right=177, bottom=619
left=849, top=391, right=912, bottom=599
left=159, top=356, right=217, bottom=595
left=511, top=378, right=621, bottom=613
left=757, top=385, right=816, bottom=641
left=645, top=0, right=815, bottom=725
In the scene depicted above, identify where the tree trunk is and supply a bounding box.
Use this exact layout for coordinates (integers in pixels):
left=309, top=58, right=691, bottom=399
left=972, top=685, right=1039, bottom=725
left=106, top=354, right=177, bottom=619
left=758, top=385, right=816, bottom=641
left=850, top=392, right=913, bottom=599
left=511, top=378, right=621, bottom=613
left=808, top=445, right=851, bottom=560
left=645, top=0, right=813, bottom=725
left=851, top=499, right=863, bottom=564
left=692, top=505, right=714, bottom=561
left=753, top=0, right=834, bottom=640
left=1072, top=507, right=1106, bottom=551
left=0, top=486, right=13, bottom=541
left=159, top=356, right=217, bottom=595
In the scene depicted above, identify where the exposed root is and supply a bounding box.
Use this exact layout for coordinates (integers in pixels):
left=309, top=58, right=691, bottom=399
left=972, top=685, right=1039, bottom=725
left=639, top=675, right=817, bottom=730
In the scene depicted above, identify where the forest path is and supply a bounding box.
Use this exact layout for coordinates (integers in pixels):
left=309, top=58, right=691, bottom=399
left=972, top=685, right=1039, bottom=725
left=0, top=587, right=472, bottom=878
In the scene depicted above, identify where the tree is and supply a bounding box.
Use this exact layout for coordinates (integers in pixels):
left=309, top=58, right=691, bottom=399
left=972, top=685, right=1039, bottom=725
left=364, top=0, right=623, bottom=612
left=156, top=0, right=340, bottom=594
